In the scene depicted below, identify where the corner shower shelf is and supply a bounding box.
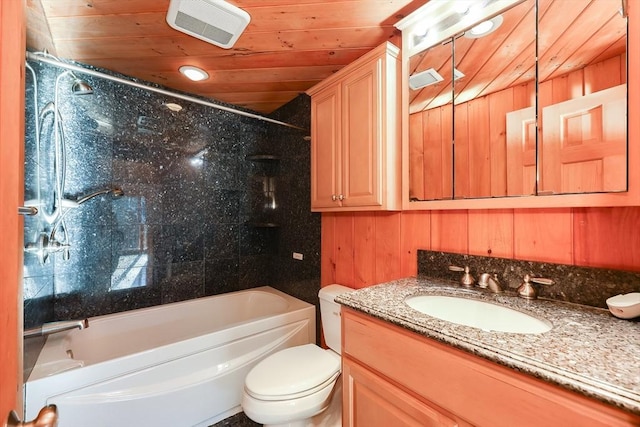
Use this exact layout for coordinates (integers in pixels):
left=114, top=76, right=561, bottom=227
left=247, top=153, right=280, bottom=228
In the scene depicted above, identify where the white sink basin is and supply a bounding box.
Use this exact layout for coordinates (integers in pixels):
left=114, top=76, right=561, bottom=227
left=405, top=295, right=552, bottom=334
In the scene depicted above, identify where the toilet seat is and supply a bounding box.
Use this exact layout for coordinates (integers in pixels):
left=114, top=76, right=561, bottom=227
left=245, top=344, right=340, bottom=401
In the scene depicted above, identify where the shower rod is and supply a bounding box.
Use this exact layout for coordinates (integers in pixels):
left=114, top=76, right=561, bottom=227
left=26, top=51, right=305, bottom=131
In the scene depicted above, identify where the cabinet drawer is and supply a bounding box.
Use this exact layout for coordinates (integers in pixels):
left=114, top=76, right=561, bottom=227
left=342, top=308, right=639, bottom=427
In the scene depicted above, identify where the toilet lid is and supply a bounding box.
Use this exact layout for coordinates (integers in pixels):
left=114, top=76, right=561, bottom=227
left=245, top=344, right=340, bottom=400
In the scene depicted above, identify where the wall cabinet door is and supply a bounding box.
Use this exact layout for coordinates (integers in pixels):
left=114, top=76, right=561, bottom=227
left=340, top=58, right=380, bottom=208
left=310, top=85, right=341, bottom=208
left=308, top=42, right=401, bottom=212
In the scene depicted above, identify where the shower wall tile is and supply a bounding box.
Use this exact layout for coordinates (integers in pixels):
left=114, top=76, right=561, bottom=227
left=159, top=223, right=205, bottom=263
left=204, top=223, right=239, bottom=260
left=205, top=258, right=240, bottom=295
left=206, top=190, right=242, bottom=224
left=155, top=261, right=205, bottom=304
left=23, top=62, right=322, bottom=348
left=239, top=255, right=273, bottom=288
left=107, top=285, right=161, bottom=313
left=240, top=225, right=278, bottom=256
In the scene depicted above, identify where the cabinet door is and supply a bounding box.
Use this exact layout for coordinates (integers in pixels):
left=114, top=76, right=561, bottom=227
left=343, top=357, right=464, bottom=427
left=311, top=85, right=341, bottom=208
left=341, top=59, right=382, bottom=207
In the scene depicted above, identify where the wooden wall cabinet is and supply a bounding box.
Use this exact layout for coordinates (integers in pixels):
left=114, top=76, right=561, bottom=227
left=307, top=42, right=401, bottom=211
left=342, top=308, right=640, bottom=427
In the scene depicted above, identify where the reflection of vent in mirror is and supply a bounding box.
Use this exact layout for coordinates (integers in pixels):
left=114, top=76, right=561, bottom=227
left=166, top=0, right=251, bottom=49
left=409, top=68, right=444, bottom=90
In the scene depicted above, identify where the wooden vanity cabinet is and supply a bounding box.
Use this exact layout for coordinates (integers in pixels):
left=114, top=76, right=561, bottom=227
left=307, top=42, right=401, bottom=211
left=342, top=308, right=640, bottom=427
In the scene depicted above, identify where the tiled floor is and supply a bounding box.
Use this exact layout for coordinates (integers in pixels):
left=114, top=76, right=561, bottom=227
left=211, top=412, right=261, bottom=427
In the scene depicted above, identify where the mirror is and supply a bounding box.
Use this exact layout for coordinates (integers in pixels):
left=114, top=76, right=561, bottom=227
left=453, top=0, right=536, bottom=199
left=537, top=0, right=627, bottom=195
left=408, top=41, right=453, bottom=201
left=401, top=0, right=627, bottom=202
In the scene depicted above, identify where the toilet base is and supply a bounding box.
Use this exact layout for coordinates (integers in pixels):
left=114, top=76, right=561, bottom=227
left=262, top=380, right=342, bottom=427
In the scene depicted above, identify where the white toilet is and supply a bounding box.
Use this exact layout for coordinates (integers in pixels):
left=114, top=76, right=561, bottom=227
left=242, top=284, right=352, bottom=427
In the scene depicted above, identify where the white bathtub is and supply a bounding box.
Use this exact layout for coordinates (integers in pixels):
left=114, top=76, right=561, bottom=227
left=24, top=286, right=316, bottom=427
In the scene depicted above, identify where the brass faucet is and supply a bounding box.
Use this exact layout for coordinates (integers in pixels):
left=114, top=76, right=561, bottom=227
left=448, top=265, right=475, bottom=288
left=517, top=274, right=554, bottom=299
left=478, top=273, right=503, bottom=293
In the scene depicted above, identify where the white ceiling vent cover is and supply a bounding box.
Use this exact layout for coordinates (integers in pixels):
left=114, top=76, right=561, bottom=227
left=409, top=68, right=444, bottom=90
left=166, top=0, right=250, bottom=49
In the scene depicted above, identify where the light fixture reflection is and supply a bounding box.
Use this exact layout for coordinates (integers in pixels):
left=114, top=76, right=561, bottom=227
left=164, top=102, right=183, bottom=112
left=179, top=65, right=209, bottom=81
left=465, top=15, right=503, bottom=38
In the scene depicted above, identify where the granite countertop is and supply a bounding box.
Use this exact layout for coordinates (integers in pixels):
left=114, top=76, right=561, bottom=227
left=335, top=277, right=640, bottom=415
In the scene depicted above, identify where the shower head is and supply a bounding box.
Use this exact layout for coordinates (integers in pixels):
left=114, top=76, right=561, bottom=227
left=72, top=78, right=93, bottom=95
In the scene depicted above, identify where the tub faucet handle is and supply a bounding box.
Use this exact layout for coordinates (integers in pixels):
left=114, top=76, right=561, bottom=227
left=449, top=265, right=475, bottom=288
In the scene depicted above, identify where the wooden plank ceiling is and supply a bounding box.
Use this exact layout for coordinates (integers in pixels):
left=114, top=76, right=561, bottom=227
left=26, top=0, right=428, bottom=114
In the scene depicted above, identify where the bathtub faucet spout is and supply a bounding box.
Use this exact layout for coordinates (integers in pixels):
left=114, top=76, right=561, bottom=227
left=24, top=319, right=89, bottom=339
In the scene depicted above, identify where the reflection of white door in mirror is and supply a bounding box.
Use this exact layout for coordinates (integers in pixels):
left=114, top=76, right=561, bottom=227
left=540, top=84, right=627, bottom=194
left=506, top=106, right=536, bottom=196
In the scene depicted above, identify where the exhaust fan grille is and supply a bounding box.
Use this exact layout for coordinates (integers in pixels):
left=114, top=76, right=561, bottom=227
left=167, top=0, right=251, bottom=49
left=409, top=68, right=444, bottom=90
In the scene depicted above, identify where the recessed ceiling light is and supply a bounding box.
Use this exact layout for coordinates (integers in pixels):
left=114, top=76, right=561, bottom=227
left=179, top=65, right=209, bottom=81
left=465, top=14, right=503, bottom=38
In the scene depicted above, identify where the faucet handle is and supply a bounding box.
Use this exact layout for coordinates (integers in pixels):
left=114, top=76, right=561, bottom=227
left=530, top=276, right=554, bottom=286
left=518, top=274, right=554, bottom=299
left=449, top=265, right=475, bottom=288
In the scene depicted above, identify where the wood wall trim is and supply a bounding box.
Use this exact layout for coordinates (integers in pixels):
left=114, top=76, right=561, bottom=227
left=0, top=0, right=26, bottom=420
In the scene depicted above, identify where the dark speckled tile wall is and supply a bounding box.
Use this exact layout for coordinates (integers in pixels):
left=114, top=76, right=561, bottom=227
left=23, top=60, right=320, bottom=330
left=418, top=250, right=640, bottom=308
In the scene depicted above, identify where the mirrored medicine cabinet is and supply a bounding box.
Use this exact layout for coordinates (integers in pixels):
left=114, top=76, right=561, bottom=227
left=396, top=0, right=638, bottom=209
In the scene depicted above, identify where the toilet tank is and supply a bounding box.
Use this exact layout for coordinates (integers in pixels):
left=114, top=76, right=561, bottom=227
left=318, top=284, right=352, bottom=354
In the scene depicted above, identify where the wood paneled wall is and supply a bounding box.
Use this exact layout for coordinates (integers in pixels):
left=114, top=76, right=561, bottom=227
left=321, top=207, right=640, bottom=287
